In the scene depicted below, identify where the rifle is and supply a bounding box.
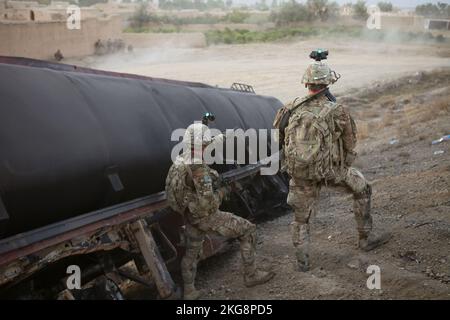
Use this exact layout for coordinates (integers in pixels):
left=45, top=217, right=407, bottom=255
left=220, top=162, right=267, bottom=186
left=215, top=162, right=267, bottom=199
left=218, top=150, right=281, bottom=187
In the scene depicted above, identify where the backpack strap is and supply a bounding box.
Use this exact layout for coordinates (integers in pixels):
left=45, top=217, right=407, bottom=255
left=184, top=163, right=195, bottom=190
left=179, top=163, right=195, bottom=217
left=289, top=95, right=313, bottom=113
left=279, top=95, right=316, bottom=134
left=277, top=90, right=333, bottom=148
left=289, top=89, right=332, bottom=118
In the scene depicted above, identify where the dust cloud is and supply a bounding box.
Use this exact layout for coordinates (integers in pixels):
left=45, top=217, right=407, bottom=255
left=69, top=37, right=450, bottom=103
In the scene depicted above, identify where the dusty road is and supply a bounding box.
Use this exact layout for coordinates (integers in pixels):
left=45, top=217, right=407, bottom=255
left=71, top=38, right=450, bottom=103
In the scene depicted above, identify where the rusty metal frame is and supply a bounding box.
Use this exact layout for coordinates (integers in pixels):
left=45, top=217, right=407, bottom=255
left=0, top=192, right=167, bottom=267
left=151, top=224, right=178, bottom=265
left=230, top=82, right=256, bottom=94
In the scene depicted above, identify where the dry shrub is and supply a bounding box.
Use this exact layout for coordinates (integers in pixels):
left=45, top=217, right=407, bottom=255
left=381, top=115, right=394, bottom=127
left=430, top=98, right=450, bottom=114
left=400, top=97, right=449, bottom=126
left=396, top=119, right=416, bottom=137
left=399, top=151, right=410, bottom=158
left=356, top=121, right=370, bottom=140
left=360, top=109, right=380, bottom=120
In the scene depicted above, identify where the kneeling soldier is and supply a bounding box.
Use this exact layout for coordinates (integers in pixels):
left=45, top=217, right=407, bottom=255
left=166, top=122, right=274, bottom=300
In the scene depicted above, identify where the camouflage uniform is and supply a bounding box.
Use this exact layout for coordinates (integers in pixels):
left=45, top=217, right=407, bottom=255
left=180, top=163, right=260, bottom=289
left=283, top=62, right=389, bottom=271
left=166, top=123, right=274, bottom=299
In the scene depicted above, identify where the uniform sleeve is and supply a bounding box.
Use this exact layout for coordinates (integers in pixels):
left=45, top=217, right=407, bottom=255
left=335, top=105, right=357, bottom=152
left=186, top=165, right=221, bottom=214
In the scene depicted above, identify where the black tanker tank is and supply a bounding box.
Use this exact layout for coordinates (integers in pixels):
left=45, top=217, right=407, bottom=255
left=0, top=57, right=283, bottom=239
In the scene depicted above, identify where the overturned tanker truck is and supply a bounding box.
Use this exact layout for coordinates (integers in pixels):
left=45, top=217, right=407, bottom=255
left=0, top=57, right=288, bottom=299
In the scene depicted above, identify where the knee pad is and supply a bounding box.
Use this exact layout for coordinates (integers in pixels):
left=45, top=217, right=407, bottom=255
left=354, top=183, right=372, bottom=200
left=291, top=221, right=310, bottom=247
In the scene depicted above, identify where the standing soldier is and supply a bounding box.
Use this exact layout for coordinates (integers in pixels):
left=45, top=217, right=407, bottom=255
left=54, top=49, right=64, bottom=61
left=165, top=122, right=274, bottom=300
left=275, top=54, right=391, bottom=272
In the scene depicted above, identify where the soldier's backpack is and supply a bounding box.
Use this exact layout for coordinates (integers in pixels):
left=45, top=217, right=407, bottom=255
left=273, top=96, right=314, bottom=148
left=165, top=159, right=193, bottom=214
left=283, top=100, right=339, bottom=181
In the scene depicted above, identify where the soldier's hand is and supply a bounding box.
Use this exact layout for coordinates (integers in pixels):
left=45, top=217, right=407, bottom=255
left=219, top=185, right=232, bottom=201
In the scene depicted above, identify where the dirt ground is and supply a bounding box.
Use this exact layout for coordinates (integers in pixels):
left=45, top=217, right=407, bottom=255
left=92, top=38, right=450, bottom=299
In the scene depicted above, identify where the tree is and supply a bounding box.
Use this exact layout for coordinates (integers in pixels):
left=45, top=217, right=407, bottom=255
left=257, top=0, right=269, bottom=11
left=307, top=0, right=331, bottom=22
left=271, top=0, right=278, bottom=8
left=206, top=0, right=225, bottom=9
left=77, top=0, right=107, bottom=6
left=327, top=1, right=339, bottom=20
left=194, top=0, right=207, bottom=10
left=353, top=0, right=368, bottom=21
left=416, top=2, right=450, bottom=18
left=225, top=9, right=250, bottom=23
left=270, top=1, right=311, bottom=26
left=377, top=1, right=392, bottom=12
left=129, top=3, right=155, bottom=29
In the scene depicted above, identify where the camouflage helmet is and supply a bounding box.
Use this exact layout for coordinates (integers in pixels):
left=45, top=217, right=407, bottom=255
left=183, top=122, right=212, bottom=148
left=301, top=62, right=339, bottom=86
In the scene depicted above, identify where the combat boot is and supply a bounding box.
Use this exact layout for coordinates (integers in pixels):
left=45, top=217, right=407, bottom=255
left=183, top=284, right=203, bottom=300
left=295, top=249, right=310, bottom=272
left=292, top=222, right=310, bottom=272
left=359, top=231, right=392, bottom=252
left=244, top=269, right=275, bottom=288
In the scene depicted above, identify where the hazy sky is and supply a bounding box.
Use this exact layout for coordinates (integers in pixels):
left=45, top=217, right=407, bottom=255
left=335, top=0, right=447, bottom=8
left=235, top=0, right=448, bottom=9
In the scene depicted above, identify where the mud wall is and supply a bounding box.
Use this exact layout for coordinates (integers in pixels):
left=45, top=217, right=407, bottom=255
left=380, top=15, right=425, bottom=31
left=0, top=16, right=122, bottom=59
left=180, top=23, right=275, bottom=32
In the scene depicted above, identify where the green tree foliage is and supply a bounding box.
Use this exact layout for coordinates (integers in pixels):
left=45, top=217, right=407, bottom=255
left=206, top=0, right=225, bottom=9
left=270, top=0, right=339, bottom=26
left=415, top=2, right=450, bottom=18
left=159, top=0, right=225, bottom=10
left=225, top=10, right=250, bottom=23
left=129, top=3, right=158, bottom=29
left=377, top=1, right=393, bottom=12
left=270, top=2, right=311, bottom=26
left=194, top=0, right=208, bottom=10
left=353, top=0, right=368, bottom=21
left=307, top=0, right=330, bottom=21
left=77, top=0, right=107, bottom=6
left=256, top=0, right=270, bottom=11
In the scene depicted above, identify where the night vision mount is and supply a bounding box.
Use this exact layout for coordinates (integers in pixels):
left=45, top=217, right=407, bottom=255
left=309, top=49, right=329, bottom=62
left=202, top=112, right=216, bottom=126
